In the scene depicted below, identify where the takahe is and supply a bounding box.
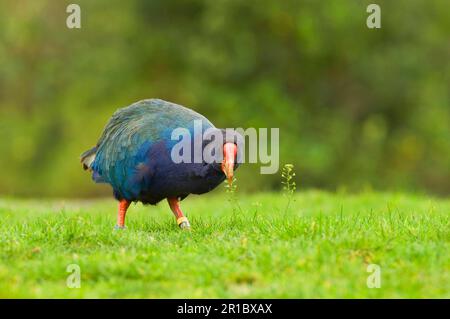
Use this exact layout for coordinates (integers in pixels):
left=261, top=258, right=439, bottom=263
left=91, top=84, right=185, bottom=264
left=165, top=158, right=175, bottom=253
left=81, top=99, right=241, bottom=230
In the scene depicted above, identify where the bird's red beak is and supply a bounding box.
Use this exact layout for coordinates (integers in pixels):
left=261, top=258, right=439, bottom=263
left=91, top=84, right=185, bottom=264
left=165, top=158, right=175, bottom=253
left=222, top=142, right=237, bottom=185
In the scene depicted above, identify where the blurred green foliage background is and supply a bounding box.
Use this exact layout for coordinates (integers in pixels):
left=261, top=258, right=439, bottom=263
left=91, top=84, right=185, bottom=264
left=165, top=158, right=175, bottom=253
left=0, top=0, right=448, bottom=198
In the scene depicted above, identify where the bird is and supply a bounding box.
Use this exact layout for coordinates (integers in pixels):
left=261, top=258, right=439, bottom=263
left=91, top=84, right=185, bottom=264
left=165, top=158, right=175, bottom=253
left=81, top=99, right=241, bottom=230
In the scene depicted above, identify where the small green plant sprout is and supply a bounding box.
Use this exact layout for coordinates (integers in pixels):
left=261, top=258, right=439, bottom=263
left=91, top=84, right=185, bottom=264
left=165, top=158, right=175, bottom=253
left=225, top=176, right=237, bottom=194
left=251, top=201, right=262, bottom=219
left=224, top=177, right=243, bottom=216
left=281, top=164, right=296, bottom=215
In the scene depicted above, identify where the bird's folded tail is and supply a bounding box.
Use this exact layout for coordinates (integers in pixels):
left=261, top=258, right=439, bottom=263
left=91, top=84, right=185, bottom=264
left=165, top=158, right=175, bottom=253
left=80, top=146, right=97, bottom=171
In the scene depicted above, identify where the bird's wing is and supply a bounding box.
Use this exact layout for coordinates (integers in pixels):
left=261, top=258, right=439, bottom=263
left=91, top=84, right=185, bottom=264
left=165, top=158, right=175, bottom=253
left=91, top=99, right=215, bottom=199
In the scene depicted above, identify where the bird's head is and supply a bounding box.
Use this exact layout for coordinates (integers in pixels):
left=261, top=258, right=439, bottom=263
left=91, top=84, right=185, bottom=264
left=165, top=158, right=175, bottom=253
left=204, top=128, right=242, bottom=185
left=221, top=142, right=237, bottom=185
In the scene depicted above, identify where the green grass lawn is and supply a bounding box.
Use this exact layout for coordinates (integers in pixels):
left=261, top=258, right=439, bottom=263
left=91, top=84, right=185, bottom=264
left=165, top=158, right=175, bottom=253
left=0, top=190, right=448, bottom=298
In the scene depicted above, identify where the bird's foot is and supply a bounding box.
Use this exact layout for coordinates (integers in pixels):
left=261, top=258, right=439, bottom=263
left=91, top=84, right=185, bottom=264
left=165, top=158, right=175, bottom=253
left=177, top=217, right=191, bottom=230
left=179, top=221, right=191, bottom=230
left=114, top=224, right=126, bottom=230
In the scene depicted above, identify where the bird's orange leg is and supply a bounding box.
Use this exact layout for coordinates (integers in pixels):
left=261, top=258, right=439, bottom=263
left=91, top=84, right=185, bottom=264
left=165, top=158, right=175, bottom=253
left=167, top=197, right=191, bottom=229
left=115, top=199, right=131, bottom=229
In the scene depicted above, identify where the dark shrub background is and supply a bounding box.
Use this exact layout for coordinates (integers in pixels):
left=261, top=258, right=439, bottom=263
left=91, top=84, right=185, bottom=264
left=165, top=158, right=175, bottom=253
left=0, top=0, right=448, bottom=197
